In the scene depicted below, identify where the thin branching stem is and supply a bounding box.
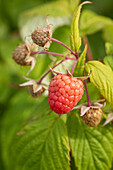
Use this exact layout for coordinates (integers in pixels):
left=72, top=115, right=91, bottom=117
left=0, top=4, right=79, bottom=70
left=50, top=38, right=76, bottom=56
left=38, top=57, right=75, bottom=84
left=70, top=60, right=78, bottom=75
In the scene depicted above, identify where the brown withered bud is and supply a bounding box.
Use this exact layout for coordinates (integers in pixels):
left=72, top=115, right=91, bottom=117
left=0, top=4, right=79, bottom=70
left=29, top=85, right=46, bottom=98
left=31, top=27, right=51, bottom=48
left=82, top=108, right=102, bottom=127
left=19, top=77, right=47, bottom=98
left=12, top=44, right=31, bottom=66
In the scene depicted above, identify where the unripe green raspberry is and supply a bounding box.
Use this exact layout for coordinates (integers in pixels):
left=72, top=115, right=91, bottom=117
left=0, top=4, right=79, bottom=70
left=12, top=44, right=31, bottom=66
left=31, top=27, right=50, bottom=47
left=82, top=108, right=102, bottom=127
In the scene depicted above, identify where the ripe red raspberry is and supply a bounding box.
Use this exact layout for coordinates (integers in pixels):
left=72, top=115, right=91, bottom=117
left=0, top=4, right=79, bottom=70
left=48, top=74, right=84, bottom=114
left=82, top=108, right=102, bottom=127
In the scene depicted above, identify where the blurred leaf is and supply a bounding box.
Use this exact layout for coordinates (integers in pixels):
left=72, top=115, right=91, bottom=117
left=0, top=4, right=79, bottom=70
left=67, top=0, right=80, bottom=12
left=73, top=45, right=87, bottom=77
left=19, top=1, right=70, bottom=39
left=87, top=31, right=106, bottom=60
left=67, top=112, right=113, bottom=170
left=12, top=114, right=70, bottom=170
left=105, top=42, right=113, bottom=56
left=0, top=64, right=11, bottom=103
left=85, top=61, right=113, bottom=106
left=104, top=56, right=113, bottom=70
left=80, top=10, right=113, bottom=36
left=20, top=54, right=52, bottom=84
left=50, top=25, right=71, bottom=54
left=79, top=82, right=100, bottom=105
left=0, top=38, right=22, bottom=103
left=0, top=38, right=21, bottom=73
left=22, top=1, right=70, bottom=17
left=0, top=19, right=9, bottom=39
left=1, top=0, right=46, bottom=28
left=102, top=25, right=113, bottom=44
left=81, top=0, right=113, bottom=19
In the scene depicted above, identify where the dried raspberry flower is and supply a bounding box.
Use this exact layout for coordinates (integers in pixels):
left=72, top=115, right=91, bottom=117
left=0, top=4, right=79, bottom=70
left=29, top=85, right=46, bottom=98
left=20, top=77, right=47, bottom=97
left=31, top=21, right=52, bottom=50
left=12, top=40, right=37, bottom=75
left=48, top=74, right=84, bottom=114
left=12, top=44, right=30, bottom=66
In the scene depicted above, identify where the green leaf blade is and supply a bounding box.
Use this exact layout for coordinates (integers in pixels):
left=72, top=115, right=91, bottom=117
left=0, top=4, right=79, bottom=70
left=70, top=1, right=91, bottom=52
left=105, top=42, right=113, bottom=56
left=70, top=4, right=82, bottom=52
left=73, top=45, right=87, bottom=77
left=80, top=10, right=113, bottom=36
left=104, top=55, right=113, bottom=70
left=13, top=115, right=70, bottom=170
left=85, top=61, right=113, bottom=106
left=67, top=113, right=113, bottom=170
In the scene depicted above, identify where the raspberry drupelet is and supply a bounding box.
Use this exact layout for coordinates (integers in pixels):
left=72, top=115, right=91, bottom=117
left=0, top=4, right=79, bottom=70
left=48, top=74, right=84, bottom=114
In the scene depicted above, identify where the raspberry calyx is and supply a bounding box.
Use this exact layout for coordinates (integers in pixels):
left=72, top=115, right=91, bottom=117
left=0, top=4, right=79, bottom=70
left=48, top=74, right=84, bottom=114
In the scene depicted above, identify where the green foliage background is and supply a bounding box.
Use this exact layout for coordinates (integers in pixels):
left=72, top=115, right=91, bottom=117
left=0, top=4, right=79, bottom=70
left=0, top=0, right=113, bottom=169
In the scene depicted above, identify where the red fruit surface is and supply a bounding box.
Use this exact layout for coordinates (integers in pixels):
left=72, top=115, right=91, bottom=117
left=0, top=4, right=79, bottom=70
left=48, top=74, right=84, bottom=114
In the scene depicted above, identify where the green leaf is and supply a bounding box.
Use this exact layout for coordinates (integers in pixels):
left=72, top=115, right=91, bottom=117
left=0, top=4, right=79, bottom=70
left=87, top=31, right=106, bottom=60
left=73, top=45, right=87, bottom=77
left=0, top=91, right=49, bottom=169
left=104, top=56, right=113, bottom=70
left=79, top=82, right=100, bottom=104
left=19, top=1, right=70, bottom=39
left=67, top=113, right=113, bottom=170
left=1, top=0, right=46, bottom=28
left=12, top=115, right=70, bottom=170
left=70, top=2, right=91, bottom=52
left=80, top=10, right=113, bottom=36
left=102, top=25, right=113, bottom=44
left=21, top=1, right=70, bottom=17
left=0, top=19, right=9, bottom=39
left=67, top=0, right=80, bottom=13
left=105, top=42, right=113, bottom=56
left=85, top=61, right=113, bottom=105
left=50, top=25, right=71, bottom=54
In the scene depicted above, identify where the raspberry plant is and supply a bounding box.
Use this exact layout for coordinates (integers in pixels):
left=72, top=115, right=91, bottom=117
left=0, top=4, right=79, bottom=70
left=1, top=1, right=113, bottom=170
